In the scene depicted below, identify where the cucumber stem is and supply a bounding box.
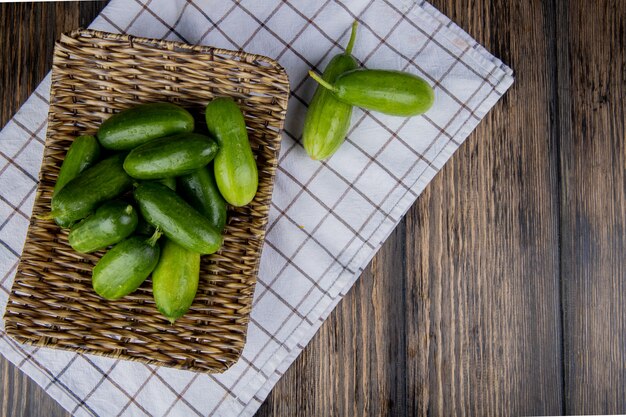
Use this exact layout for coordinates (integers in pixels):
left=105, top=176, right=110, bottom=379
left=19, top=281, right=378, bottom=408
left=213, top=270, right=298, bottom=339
left=345, top=20, right=358, bottom=55
left=124, top=205, right=134, bottom=215
left=308, top=70, right=336, bottom=92
left=147, top=228, right=162, bottom=247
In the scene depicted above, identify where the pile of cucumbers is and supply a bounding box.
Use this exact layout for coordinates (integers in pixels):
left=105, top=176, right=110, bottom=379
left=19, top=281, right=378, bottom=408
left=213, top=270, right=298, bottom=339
left=50, top=97, right=258, bottom=323
left=303, top=22, right=436, bottom=160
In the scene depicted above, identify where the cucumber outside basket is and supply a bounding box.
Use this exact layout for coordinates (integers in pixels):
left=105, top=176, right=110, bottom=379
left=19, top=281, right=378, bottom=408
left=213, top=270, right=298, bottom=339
left=2, top=29, right=290, bottom=373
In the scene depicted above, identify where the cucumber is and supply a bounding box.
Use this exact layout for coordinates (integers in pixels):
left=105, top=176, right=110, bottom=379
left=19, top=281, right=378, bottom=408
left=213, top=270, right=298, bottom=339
left=134, top=178, right=175, bottom=236
left=152, top=238, right=200, bottom=324
left=68, top=200, right=138, bottom=253
left=205, top=97, right=258, bottom=207
left=158, top=177, right=176, bottom=191
left=97, top=103, right=194, bottom=150
left=53, top=135, right=101, bottom=195
left=303, top=22, right=358, bottom=160
left=134, top=182, right=222, bottom=254
left=123, top=133, right=218, bottom=180
left=177, top=165, right=227, bottom=231
left=135, top=216, right=156, bottom=236
left=51, top=154, right=134, bottom=227
left=92, top=234, right=161, bottom=300
left=308, top=69, right=435, bottom=117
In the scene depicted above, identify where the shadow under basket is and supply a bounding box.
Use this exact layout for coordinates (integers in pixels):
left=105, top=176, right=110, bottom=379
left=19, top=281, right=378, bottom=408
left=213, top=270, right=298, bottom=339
left=2, top=29, right=290, bottom=373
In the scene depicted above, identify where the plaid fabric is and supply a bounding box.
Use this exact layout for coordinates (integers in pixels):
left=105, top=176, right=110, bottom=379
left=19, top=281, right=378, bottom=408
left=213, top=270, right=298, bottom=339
left=0, top=1, right=513, bottom=416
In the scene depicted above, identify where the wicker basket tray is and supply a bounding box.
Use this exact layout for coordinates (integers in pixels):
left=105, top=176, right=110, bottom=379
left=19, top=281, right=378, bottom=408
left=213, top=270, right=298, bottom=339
left=2, top=29, right=289, bottom=373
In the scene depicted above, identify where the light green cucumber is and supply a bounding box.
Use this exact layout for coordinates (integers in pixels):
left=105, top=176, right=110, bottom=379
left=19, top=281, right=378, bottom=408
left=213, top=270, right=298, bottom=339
left=308, top=69, right=435, bottom=117
left=303, top=21, right=359, bottom=160
left=152, top=238, right=201, bottom=324
left=53, top=135, right=100, bottom=195
left=92, top=233, right=161, bottom=300
left=204, top=97, right=258, bottom=207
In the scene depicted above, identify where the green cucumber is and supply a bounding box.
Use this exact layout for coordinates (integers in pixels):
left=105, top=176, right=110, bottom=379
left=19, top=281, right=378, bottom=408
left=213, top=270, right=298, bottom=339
left=303, top=22, right=358, bottom=160
left=123, top=133, right=218, bottom=180
left=158, top=177, right=176, bottom=191
left=152, top=238, right=200, bottom=324
left=68, top=200, right=138, bottom=253
left=134, top=182, right=222, bottom=254
left=134, top=178, right=175, bottom=236
left=53, top=135, right=101, bottom=195
left=92, top=233, right=161, bottom=300
left=51, top=154, right=133, bottom=227
left=205, top=97, right=258, bottom=207
left=177, top=165, right=227, bottom=231
left=308, top=69, right=435, bottom=117
left=135, top=216, right=156, bottom=236
left=97, top=103, right=194, bottom=150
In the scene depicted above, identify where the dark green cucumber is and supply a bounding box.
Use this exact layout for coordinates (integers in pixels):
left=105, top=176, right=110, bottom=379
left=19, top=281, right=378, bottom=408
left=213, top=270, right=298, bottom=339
left=54, top=135, right=101, bottom=195
left=205, top=97, right=258, bottom=207
left=134, top=182, right=222, bottom=254
left=135, top=216, right=156, bottom=236
left=309, top=69, right=435, bottom=117
left=68, top=200, right=138, bottom=253
left=303, top=22, right=358, bottom=160
left=152, top=238, right=200, bottom=324
left=92, top=234, right=161, bottom=300
left=123, top=133, right=218, bottom=180
left=51, top=154, right=133, bottom=227
left=97, top=103, right=194, bottom=150
left=158, top=177, right=176, bottom=191
left=134, top=179, right=175, bottom=236
left=177, top=165, right=227, bottom=231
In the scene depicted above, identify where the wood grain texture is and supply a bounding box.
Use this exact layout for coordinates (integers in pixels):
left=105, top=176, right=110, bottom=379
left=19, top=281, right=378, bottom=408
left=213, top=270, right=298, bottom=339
left=1, top=362, right=67, bottom=417
left=403, top=2, right=563, bottom=415
left=557, top=0, right=626, bottom=413
left=0, top=3, right=108, bottom=417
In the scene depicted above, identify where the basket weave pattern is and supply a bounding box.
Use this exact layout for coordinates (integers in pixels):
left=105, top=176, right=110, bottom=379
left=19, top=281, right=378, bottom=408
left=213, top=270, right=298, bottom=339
left=3, top=29, right=289, bottom=373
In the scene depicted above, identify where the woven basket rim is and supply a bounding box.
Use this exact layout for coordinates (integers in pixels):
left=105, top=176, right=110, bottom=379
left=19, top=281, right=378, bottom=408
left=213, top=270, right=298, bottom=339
left=3, top=27, right=290, bottom=373
left=67, top=28, right=290, bottom=79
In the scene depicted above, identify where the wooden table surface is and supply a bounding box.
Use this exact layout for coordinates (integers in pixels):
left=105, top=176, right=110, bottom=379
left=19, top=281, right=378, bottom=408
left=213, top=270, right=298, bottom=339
left=1, top=1, right=625, bottom=416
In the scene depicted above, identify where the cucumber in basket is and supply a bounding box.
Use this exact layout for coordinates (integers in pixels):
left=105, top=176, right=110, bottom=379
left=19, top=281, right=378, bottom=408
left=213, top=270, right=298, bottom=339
left=134, top=181, right=223, bottom=255
left=177, top=165, right=228, bottom=232
left=68, top=200, right=138, bottom=253
left=92, top=233, right=161, bottom=300
left=97, top=102, right=194, bottom=150
left=152, top=238, right=201, bottom=324
left=157, top=177, right=176, bottom=191
left=205, top=97, right=258, bottom=207
left=51, top=154, right=133, bottom=227
left=123, top=133, right=218, bottom=180
left=53, top=135, right=100, bottom=196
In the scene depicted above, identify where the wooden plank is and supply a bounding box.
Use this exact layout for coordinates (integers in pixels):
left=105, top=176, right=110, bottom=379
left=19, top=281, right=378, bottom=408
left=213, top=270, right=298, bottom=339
left=557, top=0, right=626, bottom=413
left=404, top=2, right=563, bottom=415
left=258, top=227, right=408, bottom=416
left=1, top=361, right=68, bottom=417
left=0, top=2, right=107, bottom=417
left=258, top=0, right=563, bottom=416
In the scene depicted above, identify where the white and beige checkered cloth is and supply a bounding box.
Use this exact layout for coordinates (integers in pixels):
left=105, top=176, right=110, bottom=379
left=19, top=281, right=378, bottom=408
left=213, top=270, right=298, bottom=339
left=0, top=0, right=513, bottom=416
